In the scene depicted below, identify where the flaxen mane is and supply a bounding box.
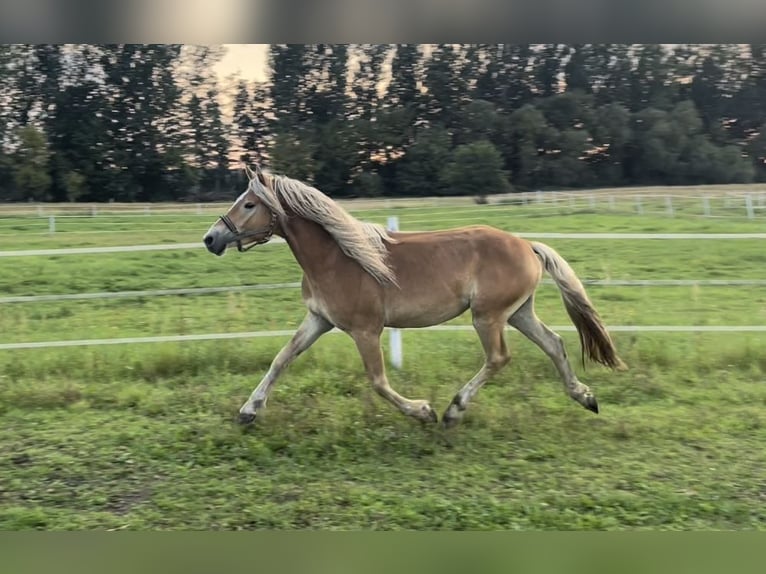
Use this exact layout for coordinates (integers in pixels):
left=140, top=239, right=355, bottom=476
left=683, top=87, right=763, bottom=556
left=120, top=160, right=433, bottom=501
left=251, top=173, right=398, bottom=285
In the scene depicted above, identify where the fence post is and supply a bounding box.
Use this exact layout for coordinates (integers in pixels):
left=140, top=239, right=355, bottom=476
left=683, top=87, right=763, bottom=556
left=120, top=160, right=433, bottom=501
left=144, top=205, right=151, bottom=216
left=197, top=203, right=203, bottom=215
left=666, top=196, right=674, bottom=217
left=37, top=205, right=43, bottom=217
left=536, top=190, right=543, bottom=204
left=608, top=195, right=615, bottom=210
left=635, top=195, right=643, bottom=214
left=387, top=216, right=402, bottom=369
left=91, top=205, right=98, bottom=217
left=745, top=194, right=754, bottom=219
left=49, top=215, right=55, bottom=234
left=589, top=193, right=596, bottom=209
left=702, top=196, right=711, bottom=217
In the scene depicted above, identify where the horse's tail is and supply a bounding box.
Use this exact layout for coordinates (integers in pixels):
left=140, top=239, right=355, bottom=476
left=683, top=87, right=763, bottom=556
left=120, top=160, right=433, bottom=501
left=530, top=241, right=626, bottom=371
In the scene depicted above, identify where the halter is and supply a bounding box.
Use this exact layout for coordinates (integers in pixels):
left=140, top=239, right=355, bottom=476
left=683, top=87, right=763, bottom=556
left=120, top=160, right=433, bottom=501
left=218, top=208, right=278, bottom=252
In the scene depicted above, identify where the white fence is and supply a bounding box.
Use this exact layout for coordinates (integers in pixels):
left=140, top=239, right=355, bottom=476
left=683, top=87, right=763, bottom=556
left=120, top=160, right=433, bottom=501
left=2, top=324, right=766, bottom=351
left=2, top=278, right=764, bottom=306
left=2, top=218, right=765, bottom=365
left=2, top=231, right=766, bottom=259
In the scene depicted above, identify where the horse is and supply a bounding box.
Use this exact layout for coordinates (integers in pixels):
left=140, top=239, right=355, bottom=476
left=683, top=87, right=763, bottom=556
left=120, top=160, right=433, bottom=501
left=202, top=166, right=626, bottom=428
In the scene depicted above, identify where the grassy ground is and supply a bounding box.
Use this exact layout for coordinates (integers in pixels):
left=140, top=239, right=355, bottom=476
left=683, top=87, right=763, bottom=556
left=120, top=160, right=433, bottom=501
left=1, top=200, right=765, bottom=530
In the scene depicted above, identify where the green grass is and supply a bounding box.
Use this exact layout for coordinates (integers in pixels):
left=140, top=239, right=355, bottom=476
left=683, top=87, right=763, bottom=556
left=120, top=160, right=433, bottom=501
left=1, top=199, right=765, bottom=530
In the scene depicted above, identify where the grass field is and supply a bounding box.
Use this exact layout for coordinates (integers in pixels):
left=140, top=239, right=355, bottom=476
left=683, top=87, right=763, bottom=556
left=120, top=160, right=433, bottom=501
left=1, top=194, right=766, bottom=530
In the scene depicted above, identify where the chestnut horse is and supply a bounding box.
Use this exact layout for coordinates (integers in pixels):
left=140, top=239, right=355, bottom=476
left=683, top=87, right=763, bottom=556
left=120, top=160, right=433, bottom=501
left=203, top=166, right=625, bottom=428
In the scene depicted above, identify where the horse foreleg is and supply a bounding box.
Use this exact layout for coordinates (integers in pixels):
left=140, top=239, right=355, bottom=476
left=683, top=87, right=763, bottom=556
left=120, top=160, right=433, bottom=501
left=238, top=312, right=333, bottom=424
left=351, top=330, right=438, bottom=423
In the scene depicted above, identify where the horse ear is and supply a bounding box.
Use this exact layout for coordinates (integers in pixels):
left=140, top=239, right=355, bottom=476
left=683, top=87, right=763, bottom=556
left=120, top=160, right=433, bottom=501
left=253, top=164, right=267, bottom=185
left=243, top=164, right=255, bottom=181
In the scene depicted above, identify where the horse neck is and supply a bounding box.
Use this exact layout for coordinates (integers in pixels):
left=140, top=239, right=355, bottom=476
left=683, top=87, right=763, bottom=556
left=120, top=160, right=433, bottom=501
left=280, top=215, right=344, bottom=282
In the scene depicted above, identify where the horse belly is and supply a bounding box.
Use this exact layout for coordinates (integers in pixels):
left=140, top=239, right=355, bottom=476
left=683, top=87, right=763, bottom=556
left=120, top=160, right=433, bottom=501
left=384, top=289, right=470, bottom=328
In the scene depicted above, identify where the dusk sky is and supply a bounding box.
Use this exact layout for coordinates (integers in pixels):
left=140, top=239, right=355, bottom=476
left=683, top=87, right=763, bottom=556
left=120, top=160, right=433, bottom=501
left=214, top=44, right=270, bottom=82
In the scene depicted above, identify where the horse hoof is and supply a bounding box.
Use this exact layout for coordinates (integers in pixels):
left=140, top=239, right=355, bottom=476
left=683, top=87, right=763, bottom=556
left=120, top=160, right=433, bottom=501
left=417, top=406, right=438, bottom=424
left=441, top=406, right=462, bottom=429
left=583, top=395, right=599, bottom=414
left=237, top=411, right=257, bottom=425
left=442, top=416, right=459, bottom=429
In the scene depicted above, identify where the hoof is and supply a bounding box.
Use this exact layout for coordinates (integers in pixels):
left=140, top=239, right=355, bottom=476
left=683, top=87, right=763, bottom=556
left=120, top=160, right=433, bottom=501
left=423, top=406, right=438, bottom=424
left=441, top=405, right=463, bottom=429
left=442, top=415, right=460, bottom=429
left=237, top=411, right=257, bottom=425
left=583, top=394, right=599, bottom=414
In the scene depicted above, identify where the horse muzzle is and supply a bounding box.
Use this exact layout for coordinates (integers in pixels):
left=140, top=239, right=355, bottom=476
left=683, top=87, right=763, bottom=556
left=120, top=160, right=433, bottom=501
left=203, top=232, right=227, bottom=256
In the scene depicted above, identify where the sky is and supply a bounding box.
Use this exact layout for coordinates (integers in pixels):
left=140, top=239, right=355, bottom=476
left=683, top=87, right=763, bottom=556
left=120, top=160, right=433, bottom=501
left=214, top=44, right=270, bottom=82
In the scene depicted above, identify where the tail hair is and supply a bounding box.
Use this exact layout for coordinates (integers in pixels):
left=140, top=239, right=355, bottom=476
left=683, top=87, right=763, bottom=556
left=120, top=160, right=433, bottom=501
left=531, top=241, right=626, bottom=371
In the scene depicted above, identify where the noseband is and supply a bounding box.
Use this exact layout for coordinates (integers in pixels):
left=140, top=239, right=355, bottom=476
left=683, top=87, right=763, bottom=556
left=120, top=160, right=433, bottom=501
left=218, top=208, right=278, bottom=252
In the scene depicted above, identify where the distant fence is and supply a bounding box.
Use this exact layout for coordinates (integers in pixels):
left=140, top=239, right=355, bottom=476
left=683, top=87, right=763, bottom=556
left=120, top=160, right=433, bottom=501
left=2, top=190, right=766, bottom=243
left=1, top=186, right=766, bottom=221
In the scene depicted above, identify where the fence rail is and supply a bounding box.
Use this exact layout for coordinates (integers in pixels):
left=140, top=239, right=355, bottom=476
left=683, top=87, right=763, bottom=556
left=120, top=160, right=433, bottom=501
left=4, top=214, right=764, bottom=367
left=2, top=324, right=765, bottom=351
left=2, top=232, right=765, bottom=258
left=1, top=278, right=763, bottom=305
left=1, top=185, right=765, bottom=214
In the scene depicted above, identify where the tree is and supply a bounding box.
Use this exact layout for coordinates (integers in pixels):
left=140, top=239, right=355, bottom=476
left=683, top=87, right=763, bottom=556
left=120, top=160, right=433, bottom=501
left=233, top=79, right=256, bottom=165
left=395, top=127, right=452, bottom=196
left=378, top=44, right=424, bottom=164
left=490, top=44, right=534, bottom=112
left=423, top=44, right=468, bottom=130
left=268, top=44, right=309, bottom=130
left=629, top=44, right=678, bottom=112
left=171, top=45, right=228, bottom=198
left=503, top=104, right=551, bottom=189
left=532, top=44, right=563, bottom=99
left=44, top=45, right=111, bottom=201
left=387, top=44, right=422, bottom=111
left=98, top=44, right=185, bottom=200
left=11, top=125, right=52, bottom=201
left=563, top=44, right=591, bottom=93
left=542, top=128, right=592, bottom=188
left=746, top=124, right=766, bottom=181
left=454, top=99, right=502, bottom=146
left=588, top=103, right=632, bottom=186
left=596, top=44, right=634, bottom=107
left=203, top=86, right=230, bottom=194
left=440, top=140, right=510, bottom=198
left=312, top=120, right=358, bottom=197
left=627, top=100, right=753, bottom=185
left=270, top=130, right=317, bottom=184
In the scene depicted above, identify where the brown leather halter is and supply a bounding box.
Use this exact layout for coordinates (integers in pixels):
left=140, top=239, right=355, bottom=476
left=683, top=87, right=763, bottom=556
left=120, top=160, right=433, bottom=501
left=218, top=208, right=278, bottom=252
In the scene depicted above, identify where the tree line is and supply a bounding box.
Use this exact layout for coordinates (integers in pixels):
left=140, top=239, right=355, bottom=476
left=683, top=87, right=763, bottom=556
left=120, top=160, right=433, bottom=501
left=1, top=44, right=765, bottom=203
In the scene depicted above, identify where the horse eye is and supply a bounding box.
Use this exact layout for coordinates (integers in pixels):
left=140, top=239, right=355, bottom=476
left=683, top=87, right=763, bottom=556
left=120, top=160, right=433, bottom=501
left=244, top=202, right=255, bottom=209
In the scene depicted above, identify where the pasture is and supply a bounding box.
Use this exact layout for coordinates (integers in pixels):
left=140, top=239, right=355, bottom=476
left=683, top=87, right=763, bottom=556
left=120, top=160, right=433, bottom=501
left=1, top=189, right=766, bottom=530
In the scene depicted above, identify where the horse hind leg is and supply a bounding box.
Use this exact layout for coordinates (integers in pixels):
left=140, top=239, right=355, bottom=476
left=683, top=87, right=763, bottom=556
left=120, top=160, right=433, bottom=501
left=508, top=295, right=598, bottom=413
